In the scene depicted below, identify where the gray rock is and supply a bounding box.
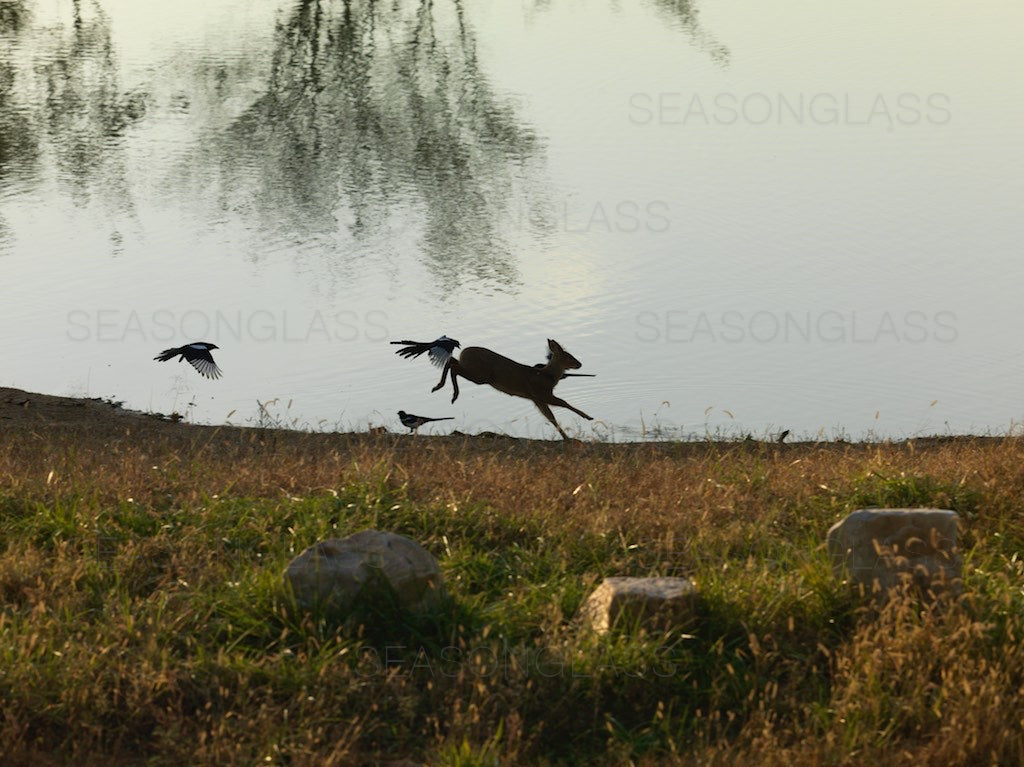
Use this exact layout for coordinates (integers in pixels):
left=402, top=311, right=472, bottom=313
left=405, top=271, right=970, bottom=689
left=579, top=576, right=699, bottom=634
left=284, top=530, right=445, bottom=615
left=827, top=508, right=962, bottom=598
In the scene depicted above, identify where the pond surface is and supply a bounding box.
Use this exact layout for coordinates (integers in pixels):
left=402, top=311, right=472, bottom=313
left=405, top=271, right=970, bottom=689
left=2, top=0, right=1022, bottom=440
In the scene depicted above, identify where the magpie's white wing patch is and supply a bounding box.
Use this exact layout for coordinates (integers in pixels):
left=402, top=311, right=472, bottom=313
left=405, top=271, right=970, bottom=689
left=428, top=345, right=452, bottom=367
left=185, top=348, right=222, bottom=379
left=188, top=355, right=222, bottom=379
left=427, top=336, right=456, bottom=367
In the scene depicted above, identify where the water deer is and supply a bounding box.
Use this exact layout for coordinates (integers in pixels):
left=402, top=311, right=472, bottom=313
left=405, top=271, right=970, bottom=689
left=390, top=337, right=593, bottom=440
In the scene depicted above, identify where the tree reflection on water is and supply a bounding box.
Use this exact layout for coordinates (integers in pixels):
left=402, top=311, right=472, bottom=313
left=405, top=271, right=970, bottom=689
left=0, top=0, right=146, bottom=225
left=0, top=0, right=727, bottom=290
left=210, top=0, right=545, bottom=291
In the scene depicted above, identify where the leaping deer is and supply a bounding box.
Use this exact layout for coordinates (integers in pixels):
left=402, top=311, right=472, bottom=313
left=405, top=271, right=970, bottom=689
left=390, top=337, right=593, bottom=440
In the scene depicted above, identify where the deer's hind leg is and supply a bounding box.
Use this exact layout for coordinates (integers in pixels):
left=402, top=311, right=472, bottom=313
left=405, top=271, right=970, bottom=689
left=448, top=367, right=461, bottom=403
left=431, top=360, right=450, bottom=393
left=431, top=359, right=461, bottom=403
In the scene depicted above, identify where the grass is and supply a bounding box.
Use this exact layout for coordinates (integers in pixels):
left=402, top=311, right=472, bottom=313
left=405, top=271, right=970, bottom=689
left=1, top=420, right=1024, bottom=765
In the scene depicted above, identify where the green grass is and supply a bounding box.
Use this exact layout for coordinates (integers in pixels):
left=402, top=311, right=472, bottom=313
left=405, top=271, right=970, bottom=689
left=1, top=427, right=1023, bottom=764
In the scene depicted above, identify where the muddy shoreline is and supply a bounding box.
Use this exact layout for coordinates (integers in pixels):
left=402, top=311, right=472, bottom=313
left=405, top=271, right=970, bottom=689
left=0, top=386, right=1005, bottom=458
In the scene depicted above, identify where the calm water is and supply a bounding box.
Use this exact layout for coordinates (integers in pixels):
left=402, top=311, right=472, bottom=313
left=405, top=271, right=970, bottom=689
left=1, top=0, right=1022, bottom=440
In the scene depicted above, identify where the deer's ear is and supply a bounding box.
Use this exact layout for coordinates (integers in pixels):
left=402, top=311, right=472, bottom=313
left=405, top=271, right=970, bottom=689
left=547, top=338, right=562, bottom=353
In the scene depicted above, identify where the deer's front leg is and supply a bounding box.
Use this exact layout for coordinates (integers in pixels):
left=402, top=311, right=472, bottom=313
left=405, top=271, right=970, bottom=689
left=534, top=401, right=570, bottom=440
left=548, top=395, right=592, bottom=420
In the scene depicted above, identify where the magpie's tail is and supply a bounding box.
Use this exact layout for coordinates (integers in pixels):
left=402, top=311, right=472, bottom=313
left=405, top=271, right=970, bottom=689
left=153, top=347, right=181, bottom=362
left=390, top=340, right=434, bottom=360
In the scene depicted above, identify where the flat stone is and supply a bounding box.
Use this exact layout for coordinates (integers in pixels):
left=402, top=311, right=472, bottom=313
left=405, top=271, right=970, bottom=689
left=579, top=576, right=699, bottom=634
left=827, top=508, right=962, bottom=598
left=284, top=530, right=445, bottom=615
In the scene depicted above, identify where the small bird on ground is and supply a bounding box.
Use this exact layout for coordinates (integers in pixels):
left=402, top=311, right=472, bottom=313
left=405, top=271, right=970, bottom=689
left=397, top=410, right=454, bottom=433
left=390, top=336, right=460, bottom=367
left=153, top=342, right=222, bottom=379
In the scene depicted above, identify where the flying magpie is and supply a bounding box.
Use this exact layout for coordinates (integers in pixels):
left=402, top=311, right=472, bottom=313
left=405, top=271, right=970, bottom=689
left=154, top=342, right=222, bottom=379
left=532, top=362, right=595, bottom=380
left=390, top=336, right=460, bottom=367
left=397, top=410, right=454, bottom=433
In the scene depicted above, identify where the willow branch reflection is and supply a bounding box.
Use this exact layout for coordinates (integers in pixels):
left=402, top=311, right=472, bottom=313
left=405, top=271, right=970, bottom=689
left=646, top=0, right=730, bottom=65
left=0, top=58, right=38, bottom=185
left=0, top=2, right=36, bottom=197
left=0, top=1, right=145, bottom=213
left=204, top=0, right=545, bottom=292
left=525, top=0, right=729, bottom=66
left=0, top=1, right=29, bottom=34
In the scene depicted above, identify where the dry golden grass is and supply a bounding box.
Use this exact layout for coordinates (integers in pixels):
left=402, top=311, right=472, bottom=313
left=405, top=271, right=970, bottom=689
left=2, top=394, right=1023, bottom=765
